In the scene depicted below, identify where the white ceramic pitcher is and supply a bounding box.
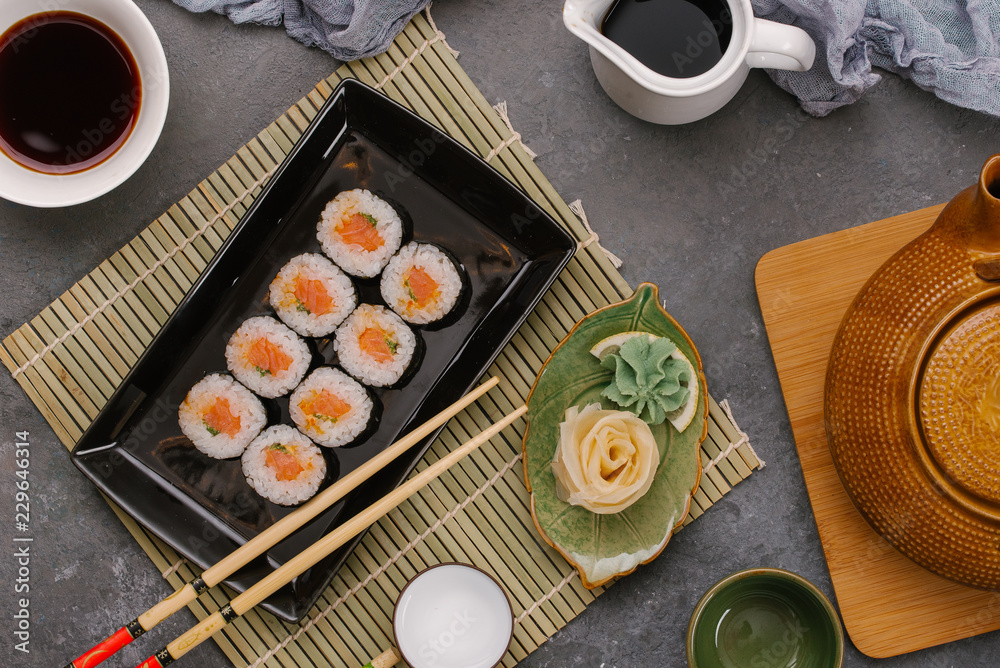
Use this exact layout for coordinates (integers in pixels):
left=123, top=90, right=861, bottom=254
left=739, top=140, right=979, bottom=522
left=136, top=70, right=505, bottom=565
left=563, top=0, right=816, bottom=124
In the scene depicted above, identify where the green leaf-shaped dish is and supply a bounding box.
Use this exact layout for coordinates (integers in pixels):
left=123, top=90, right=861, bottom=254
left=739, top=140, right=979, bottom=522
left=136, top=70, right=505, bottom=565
left=523, top=283, right=708, bottom=588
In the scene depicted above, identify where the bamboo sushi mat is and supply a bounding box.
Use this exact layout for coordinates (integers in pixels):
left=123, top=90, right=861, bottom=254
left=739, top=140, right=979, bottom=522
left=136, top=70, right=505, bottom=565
left=0, top=10, right=763, bottom=668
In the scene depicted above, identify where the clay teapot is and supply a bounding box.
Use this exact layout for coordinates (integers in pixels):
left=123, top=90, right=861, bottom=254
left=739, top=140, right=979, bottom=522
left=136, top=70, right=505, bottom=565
left=826, top=154, right=1000, bottom=590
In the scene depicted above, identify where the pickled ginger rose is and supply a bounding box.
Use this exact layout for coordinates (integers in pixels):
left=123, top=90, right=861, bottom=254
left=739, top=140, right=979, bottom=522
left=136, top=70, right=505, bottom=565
left=551, top=403, right=659, bottom=514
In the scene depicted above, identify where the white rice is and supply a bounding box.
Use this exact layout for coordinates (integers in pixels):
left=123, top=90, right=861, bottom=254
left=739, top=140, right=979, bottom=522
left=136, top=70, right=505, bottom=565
left=334, top=304, right=416, bottom=387
left=242, top=425, right=326, bottom=506
left=290, top=367, right=374, bottom=447
left=269, top=253, right=356, bottom=337
left=317, top=189, right=403, bottom=278
left=380, top=242, right=463, bottom=324
left=178, top=373, right=267, bottom=459
left=225, top=316, right=311, bottom=398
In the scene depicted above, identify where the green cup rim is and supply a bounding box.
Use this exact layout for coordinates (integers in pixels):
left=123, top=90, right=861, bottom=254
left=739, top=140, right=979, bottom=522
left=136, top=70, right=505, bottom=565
left=686, top=567, right=845, bottom=668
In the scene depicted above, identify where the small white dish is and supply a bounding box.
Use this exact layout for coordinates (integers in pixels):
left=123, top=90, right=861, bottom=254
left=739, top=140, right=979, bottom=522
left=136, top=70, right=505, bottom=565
left=393, top=563, right=513, bottom=668
left=0, top=0, right=169, bottom=207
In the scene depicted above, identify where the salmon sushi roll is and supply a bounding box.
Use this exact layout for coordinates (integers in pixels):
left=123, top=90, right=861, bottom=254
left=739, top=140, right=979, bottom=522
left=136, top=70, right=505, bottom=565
left=226, top=316, right=311, bottom=398
left=242, top=425, right=326, bottom=505
left=317, top=189, right=403, bottom=278
left=269, top=253, right=356, bottom=337
left=380, top=242, right=464, bottom=325
left=178, top=373, right=267, bottom=459
left=289, top=367, right=375, bottom=447
left=334, top=304, right=416, bottom=387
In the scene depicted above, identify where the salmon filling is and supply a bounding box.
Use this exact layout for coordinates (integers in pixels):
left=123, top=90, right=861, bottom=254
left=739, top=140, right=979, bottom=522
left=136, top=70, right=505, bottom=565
left=247, top=337, right=293, bottom=376
left=203, top=397, right=241, bottom=437
left=359, top=327, right=397, bottom=363
left=293, top=276, right=334, bottom=315
left=404, top=266, right=440, bottom=310
left=265, top=444, right=308, bottom=481
left=337, top=212, right=383, bottom=252
left=300, top=390, right=352, bottom=432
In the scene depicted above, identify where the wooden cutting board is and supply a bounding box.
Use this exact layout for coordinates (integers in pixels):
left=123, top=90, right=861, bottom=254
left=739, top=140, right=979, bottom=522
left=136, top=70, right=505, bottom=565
left=756, top=204, right=1000, bottom=658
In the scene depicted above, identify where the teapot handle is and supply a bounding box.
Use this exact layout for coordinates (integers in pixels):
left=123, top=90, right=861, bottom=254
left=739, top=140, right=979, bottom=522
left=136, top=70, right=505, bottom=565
left=746, top=20, right=816, bottom=72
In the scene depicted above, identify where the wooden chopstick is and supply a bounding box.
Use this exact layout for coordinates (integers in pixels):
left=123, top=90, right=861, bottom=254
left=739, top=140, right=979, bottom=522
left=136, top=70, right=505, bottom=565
left=65, top=377, right=500, bottom=668
left=363, top=648, right=402, bottom=668
left=135, top=403, right=527, bottom=668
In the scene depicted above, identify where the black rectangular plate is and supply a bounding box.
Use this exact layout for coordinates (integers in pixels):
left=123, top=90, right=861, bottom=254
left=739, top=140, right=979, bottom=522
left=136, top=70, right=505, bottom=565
left=72, top=79, right=575, bottom=622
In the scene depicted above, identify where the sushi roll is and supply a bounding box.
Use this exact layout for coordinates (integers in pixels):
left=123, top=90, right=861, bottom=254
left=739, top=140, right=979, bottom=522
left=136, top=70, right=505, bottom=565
left=290, top=367, right=376, bottom=447
left=334, top=304, right=416, bottom=387
left=317, top=189, right=403, bottom=278
left=242, top=425, right=326, bottom=505
left=178, top=373, right=266, bottom=459
left=269, top=253, right=356, bottom=337
left=380, top=242, right=464, bottom=325
left=226, top=316, right=311, bottom=398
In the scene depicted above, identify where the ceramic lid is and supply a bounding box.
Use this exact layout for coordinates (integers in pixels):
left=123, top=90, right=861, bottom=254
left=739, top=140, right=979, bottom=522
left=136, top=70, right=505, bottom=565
left=919, top=299, right=1000, bottom=506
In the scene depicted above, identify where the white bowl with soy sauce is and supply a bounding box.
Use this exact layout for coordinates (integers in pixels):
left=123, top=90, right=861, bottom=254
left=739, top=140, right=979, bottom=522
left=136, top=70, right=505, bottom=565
left=0, top=0, right=169, bottom=207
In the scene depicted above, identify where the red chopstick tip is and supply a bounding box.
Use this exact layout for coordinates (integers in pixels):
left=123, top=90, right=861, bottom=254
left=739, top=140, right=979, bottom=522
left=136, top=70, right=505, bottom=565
left=137, top=657, right=165, bottom=668
left=71, top=626, right=137, bottom=668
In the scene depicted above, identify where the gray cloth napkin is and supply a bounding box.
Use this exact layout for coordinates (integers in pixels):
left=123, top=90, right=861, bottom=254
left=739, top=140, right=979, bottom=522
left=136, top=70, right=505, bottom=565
left=754, top=0, right=1000, bottom=117
left=172, top=0, right=430, bottom=61
left=173, top=0, right=998, bottom=117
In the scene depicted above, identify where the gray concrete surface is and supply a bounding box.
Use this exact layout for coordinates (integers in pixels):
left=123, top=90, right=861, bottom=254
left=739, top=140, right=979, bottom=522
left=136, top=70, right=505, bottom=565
left=1, top=0, right=998, bottom=666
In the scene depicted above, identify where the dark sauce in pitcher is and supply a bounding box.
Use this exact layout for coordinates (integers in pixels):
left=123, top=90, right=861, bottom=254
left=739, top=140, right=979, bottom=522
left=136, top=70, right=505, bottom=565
left=601, top=0, right=733, bottom=79
left=0, top=12, right=141, bottom=174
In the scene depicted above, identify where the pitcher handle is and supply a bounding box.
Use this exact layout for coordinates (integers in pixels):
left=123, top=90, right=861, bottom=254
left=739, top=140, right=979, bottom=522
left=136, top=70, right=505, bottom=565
left=746, top=19, right=816, bottom=72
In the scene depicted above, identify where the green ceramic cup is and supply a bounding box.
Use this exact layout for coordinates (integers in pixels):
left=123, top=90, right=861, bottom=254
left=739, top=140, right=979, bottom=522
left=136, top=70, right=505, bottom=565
left=687, top=568, right=844, bottom=668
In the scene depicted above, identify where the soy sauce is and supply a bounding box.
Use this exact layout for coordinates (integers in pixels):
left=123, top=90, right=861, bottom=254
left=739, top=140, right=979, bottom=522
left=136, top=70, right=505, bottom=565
left=601, top=0, right=733, bottom=79
left=0, top=12, right=141, bottom=174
